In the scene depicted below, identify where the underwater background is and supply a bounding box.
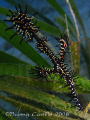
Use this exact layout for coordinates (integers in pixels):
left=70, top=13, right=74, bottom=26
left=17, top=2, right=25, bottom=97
left=0, top=0, right=90, bottom=120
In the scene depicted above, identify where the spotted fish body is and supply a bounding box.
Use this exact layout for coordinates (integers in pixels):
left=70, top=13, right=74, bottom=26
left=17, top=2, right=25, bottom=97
left=33, top=34, right=84, bottom=111
left=4, top=5, right=84, bottom=111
